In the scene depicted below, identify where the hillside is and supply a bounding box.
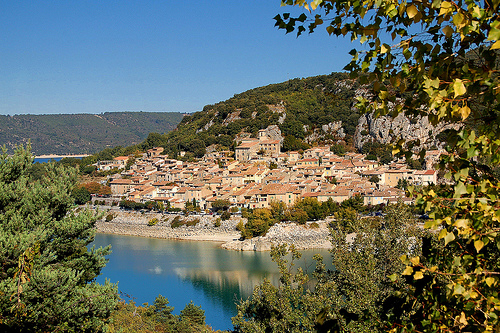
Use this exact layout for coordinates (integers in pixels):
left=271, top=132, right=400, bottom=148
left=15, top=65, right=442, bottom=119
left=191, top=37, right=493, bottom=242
left=0, top=112, right=184, bottom=155
left=146, top=73, right=361, bottom=159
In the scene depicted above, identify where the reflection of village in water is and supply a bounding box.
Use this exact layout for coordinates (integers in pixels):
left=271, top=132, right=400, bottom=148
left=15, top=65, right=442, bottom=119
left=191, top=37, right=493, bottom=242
left=93, top=233, right=331, bottom=328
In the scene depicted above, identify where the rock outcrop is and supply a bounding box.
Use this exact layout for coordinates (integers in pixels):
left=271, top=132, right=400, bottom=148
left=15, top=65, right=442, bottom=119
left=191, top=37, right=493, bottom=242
left=221, top=221, right=332, bottom=251
left=354, top=112, right=461, bottom=151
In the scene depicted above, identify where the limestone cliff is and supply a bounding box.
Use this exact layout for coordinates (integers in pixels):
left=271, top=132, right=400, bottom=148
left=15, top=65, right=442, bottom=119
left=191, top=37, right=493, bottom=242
left=354, top=112, right=461, bottom=151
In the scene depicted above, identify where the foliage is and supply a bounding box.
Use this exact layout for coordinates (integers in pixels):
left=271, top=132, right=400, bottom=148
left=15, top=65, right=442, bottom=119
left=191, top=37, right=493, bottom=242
left=220, top=211, right=231, bottom=221
left=105, top=213, right=115, bottom=222
left=330, top=143, right=347, bottom=156
left=72, top=184, right=92, bottom=205
left=82, top=181, right=112, bottom=196
left=276, top=0, right=500, bottom=330
left=369, top=175, right=380, bottom=184
left=240, top=208, right=275, bottom=239
left=148, top=218, right=159, bottom=226
left=108, top=295, right=214, bottom=333
left=170, top=215, right=184, bottom=228
left=233, top=245, right=325, bottom=332
left=179, top=301, right=206, bottom=327
left=0, top=145, right=118, bottom=332
left=234, top=203, right=422, bottom=332
left=211, top=199, right=231, bottom=212
left=0, top=112, right=183, bottom=155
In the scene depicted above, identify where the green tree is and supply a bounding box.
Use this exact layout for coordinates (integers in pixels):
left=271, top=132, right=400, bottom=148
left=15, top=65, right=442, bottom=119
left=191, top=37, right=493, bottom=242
left=234, top=203, right=422, bottom=332
left=0, top=146, right=118, bottom=332
left=368, top=174, right=380, bottom=184
left=276, top=0, right=500, bottom=330
left=72, top=184, right=92, bottom=205
left=179, top=301, right=206, bottom=327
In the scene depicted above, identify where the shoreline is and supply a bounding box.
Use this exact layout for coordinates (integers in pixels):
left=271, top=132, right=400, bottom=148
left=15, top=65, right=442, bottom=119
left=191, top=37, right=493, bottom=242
left=94, top=210, right=333, bottom=251
left=35, top=154, right=90, bottom=159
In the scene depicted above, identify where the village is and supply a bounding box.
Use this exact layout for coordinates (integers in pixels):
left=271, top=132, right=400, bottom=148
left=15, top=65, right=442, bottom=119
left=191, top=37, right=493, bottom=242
left=97, top=127, right=441, bottom=212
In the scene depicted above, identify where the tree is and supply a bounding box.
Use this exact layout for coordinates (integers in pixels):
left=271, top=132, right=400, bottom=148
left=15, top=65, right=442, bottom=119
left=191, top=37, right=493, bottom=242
left=0, top=146, right=118, bottom=332
left=72, top=184, right=92, bottom=205
left=179, top=301, right=206, bottom=327
left=276, top=0, right=500, bottom=330
left=234, top=203, right=422, bottom=332
left=368, top=174, right=380, bottom=184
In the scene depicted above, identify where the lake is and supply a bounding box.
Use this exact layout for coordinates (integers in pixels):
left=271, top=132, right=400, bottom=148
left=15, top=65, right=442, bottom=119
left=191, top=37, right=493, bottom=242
left=92, top=233, right=331, bottom=331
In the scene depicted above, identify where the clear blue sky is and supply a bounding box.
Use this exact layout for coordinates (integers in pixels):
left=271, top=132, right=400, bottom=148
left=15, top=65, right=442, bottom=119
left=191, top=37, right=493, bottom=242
left=0, top=1, right=356, bottom=115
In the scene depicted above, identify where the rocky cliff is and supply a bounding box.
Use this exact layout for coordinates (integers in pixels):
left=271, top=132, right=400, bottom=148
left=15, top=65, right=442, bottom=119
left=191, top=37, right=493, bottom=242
left=353, top=112, right=462, bottom=151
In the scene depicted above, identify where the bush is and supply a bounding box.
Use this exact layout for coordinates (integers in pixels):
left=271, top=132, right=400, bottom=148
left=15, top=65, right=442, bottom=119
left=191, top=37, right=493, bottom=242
left=148, top=218, right=159, bottom=226
left=214, top=218, right=221, bottom=227
left=170, top=216, right=183, bottom=228
left=236, top=221, right=245, bottom=231
left=308, top=222, right=320, bottom=229
left=221, top=211, right=231, bottom=221
left=186, top=218, right=199, bottom=227
left=105, top=213, right=115, bottom=222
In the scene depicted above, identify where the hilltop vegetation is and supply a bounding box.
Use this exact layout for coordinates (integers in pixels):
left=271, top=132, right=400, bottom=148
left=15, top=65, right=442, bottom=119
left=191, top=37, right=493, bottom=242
left=0, top=111, right=183, bottom=155
left=137, top=73, right=361, bottom=159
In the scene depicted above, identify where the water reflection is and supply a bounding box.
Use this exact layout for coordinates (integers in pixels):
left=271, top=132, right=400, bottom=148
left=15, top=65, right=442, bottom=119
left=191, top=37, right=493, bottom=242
left=92, top=233, right=330, bottom=330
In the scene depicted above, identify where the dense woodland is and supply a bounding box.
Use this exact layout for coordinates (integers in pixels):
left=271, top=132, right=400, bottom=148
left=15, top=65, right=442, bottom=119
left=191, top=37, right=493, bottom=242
left=0, top=112, right=183, bottom=155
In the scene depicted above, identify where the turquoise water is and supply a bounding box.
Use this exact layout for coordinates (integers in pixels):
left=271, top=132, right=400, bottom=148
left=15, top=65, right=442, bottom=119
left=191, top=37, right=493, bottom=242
left=92, top=233, right=331, bottom=331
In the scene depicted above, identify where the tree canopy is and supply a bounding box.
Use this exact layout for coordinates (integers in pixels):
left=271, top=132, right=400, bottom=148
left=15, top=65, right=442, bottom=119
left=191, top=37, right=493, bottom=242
left=0, top=146, right=118, bottom=332
left=271, top=0, right=500, bottom=331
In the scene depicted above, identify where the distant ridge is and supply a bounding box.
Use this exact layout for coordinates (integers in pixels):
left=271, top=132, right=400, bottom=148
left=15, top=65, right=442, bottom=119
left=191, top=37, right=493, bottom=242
left=0, top=111, right=184, bottom=155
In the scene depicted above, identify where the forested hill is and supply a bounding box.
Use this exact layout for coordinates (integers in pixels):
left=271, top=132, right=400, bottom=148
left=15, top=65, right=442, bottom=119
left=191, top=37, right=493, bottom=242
left=147, top=72, right=361, bottom=158
left=0, top=112, right=184, bottom=155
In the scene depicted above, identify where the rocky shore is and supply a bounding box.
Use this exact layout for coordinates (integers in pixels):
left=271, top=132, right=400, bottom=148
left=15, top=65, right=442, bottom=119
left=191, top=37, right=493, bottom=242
left=95, top=210, right=333, bottom=251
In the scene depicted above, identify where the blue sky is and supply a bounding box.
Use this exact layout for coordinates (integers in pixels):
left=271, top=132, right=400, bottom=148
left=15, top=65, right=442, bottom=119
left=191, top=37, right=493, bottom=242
left=0, top=1, right=356, bottom=115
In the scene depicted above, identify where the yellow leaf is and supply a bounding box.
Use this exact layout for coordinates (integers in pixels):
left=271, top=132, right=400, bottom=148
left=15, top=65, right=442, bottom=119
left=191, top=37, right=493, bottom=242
left=485, top=277, right=495, bottom=287
left=459, top=105, right=471, bottom=120
left=414, top=271, right=424, bottom=280
left=439, top=1, right=453, bottom=16
left=491, top=40, right=500, bottom=49
left=407, top=4, right=418, bottom=18
left=310, top=0, right=323, bottom=11
left=453, top=79, right=466, bottom=97
left=459, top=312, right=468, bottom=326
left=410, top=256, right=420, bottom=265
left=474, top=239, right=484, bottom=252
left=402, top=266, right=413, bottom=275
left=381, top=44, right=390, bottom=54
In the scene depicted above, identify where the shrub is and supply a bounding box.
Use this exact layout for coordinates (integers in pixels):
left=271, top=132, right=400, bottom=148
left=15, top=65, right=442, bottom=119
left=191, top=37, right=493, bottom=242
left=148, top=218, right=159, bottom=226
left=236, top=221, right=244, bottom=231
left=186, top=218, right=199, bottom=227
left=170, top=216, right=183, bottom=228
left=308, top=222, right=319, bottom=229
left=221, top=211, right=231, bottom=221
left=105, top=213, right=115, bottom=222
left=214, top=218, right=221, bottom=227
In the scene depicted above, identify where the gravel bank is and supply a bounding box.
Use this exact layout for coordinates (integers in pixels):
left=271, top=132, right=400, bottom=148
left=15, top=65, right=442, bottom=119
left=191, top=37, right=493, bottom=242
left=95, top=211, right=333, bottom=251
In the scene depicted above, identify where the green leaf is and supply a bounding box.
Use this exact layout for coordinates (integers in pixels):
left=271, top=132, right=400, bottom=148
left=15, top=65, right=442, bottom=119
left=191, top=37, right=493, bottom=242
left=454, top=182, right=468, bottom=198
left=453, top=283, right=465, bottom=295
